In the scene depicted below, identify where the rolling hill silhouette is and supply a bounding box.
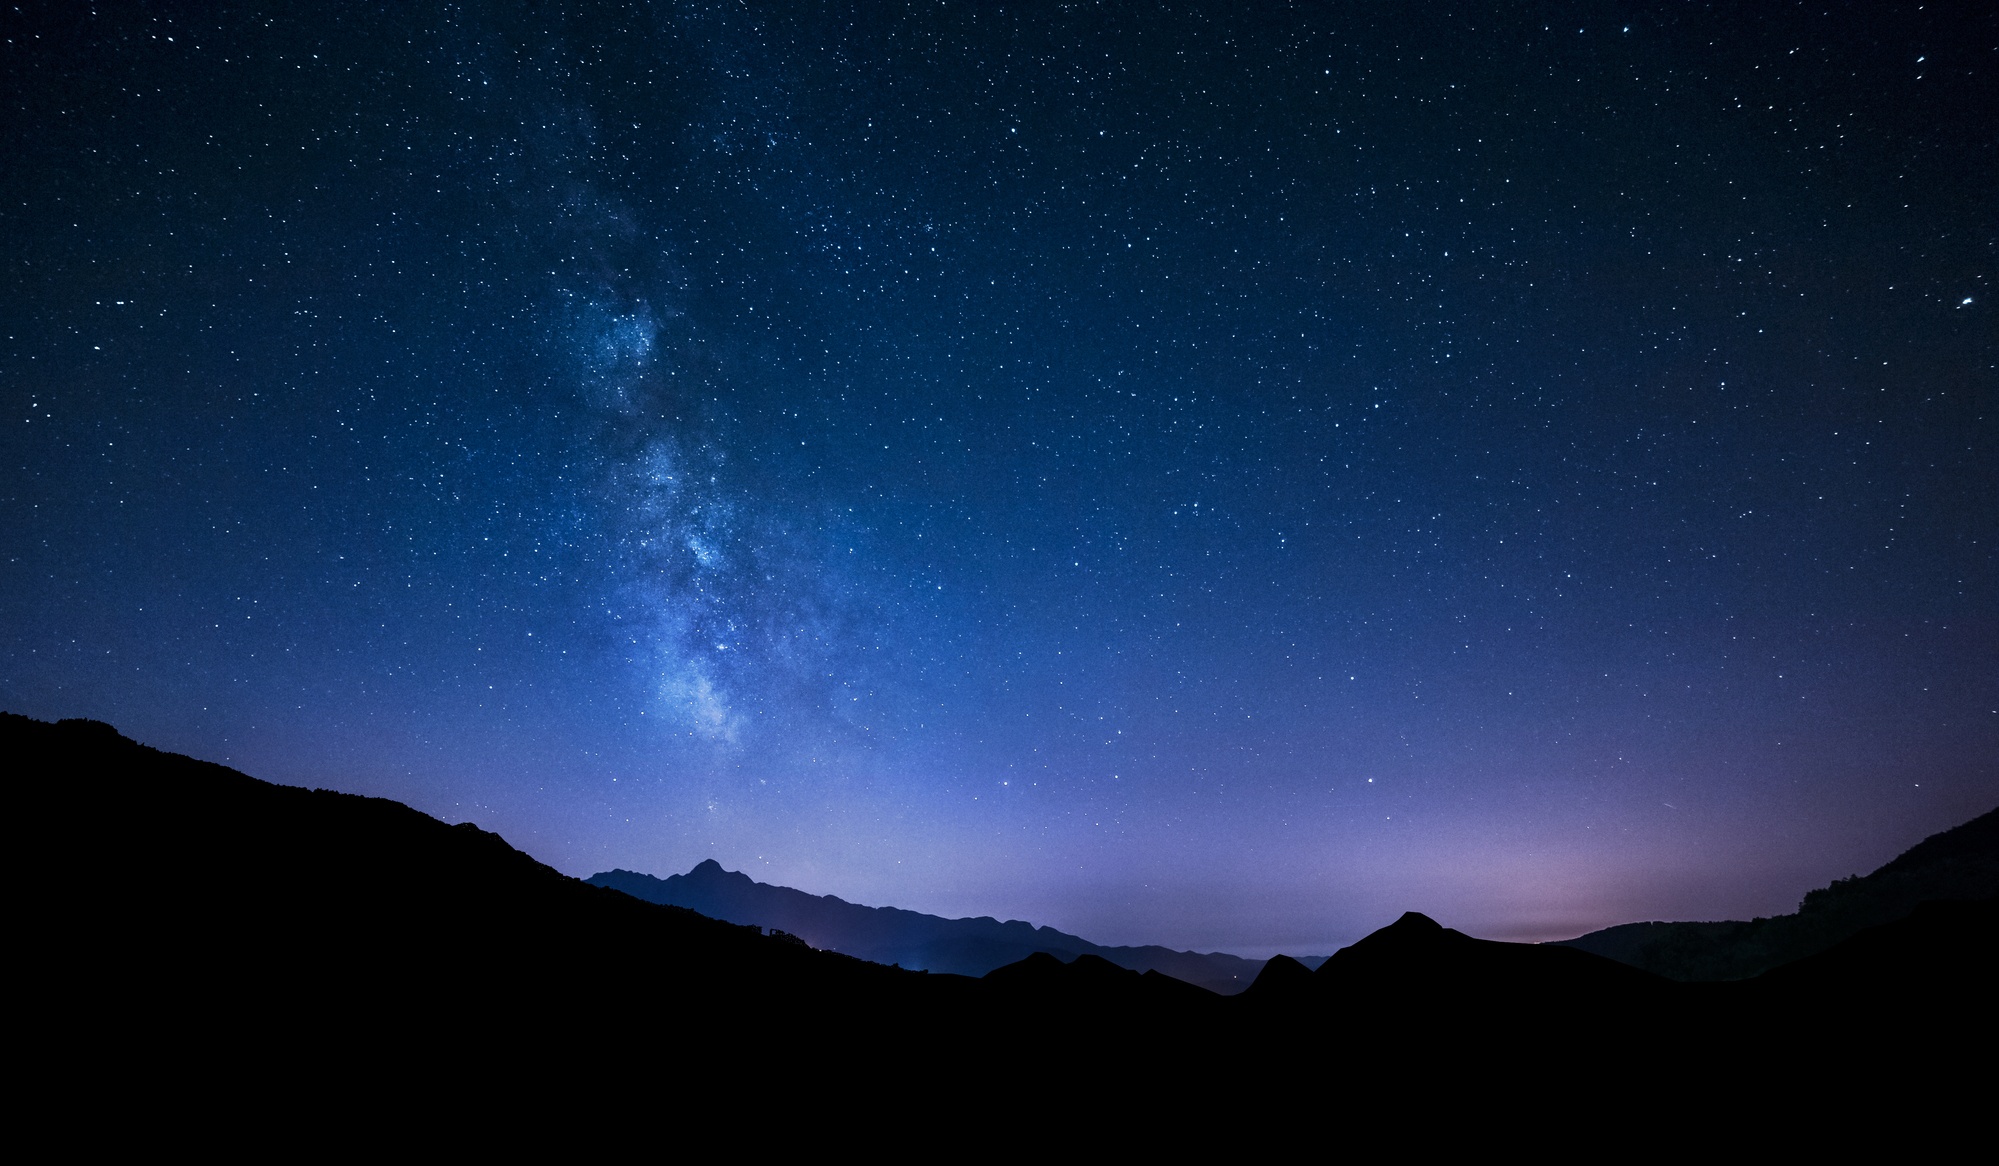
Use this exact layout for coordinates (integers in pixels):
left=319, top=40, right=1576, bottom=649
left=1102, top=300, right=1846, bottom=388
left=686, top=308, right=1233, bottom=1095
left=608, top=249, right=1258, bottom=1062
left=589, top=861, right=1269, bottom=992
left=14, top=711, right=1991, bottom=1136
left=13, top=714, right=959, bottom=1089
left=1553, top=806, right=1999, bottom=979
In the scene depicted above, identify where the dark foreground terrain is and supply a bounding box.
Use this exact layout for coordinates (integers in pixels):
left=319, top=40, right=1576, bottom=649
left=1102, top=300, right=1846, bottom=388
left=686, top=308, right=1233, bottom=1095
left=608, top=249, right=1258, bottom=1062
left=1556, top=806, right=1998, bottom=980
left=14, top=713, right=1991, bottom=1145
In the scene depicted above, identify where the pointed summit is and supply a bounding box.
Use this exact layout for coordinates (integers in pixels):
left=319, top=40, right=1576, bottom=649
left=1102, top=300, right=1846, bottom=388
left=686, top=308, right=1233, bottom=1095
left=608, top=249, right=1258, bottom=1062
left=1242, top=954, right=1315, bottom=1000
left=586, top=858, right=1270, bottom=991
left=1391, top=911, right=1443, bottom=931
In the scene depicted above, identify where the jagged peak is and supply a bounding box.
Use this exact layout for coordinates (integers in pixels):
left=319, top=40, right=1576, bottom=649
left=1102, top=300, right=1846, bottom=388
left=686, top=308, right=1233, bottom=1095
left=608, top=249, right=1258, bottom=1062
left=681, top=859, right=763, bottom=888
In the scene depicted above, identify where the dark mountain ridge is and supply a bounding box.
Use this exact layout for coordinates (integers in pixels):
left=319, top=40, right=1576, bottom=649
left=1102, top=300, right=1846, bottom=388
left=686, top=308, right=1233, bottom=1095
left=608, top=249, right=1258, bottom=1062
left=589, top=861, right=1269, bottom=993
left=1553, top=805, right=1999, bottom=980
left=14, top=711, right=1992, bottom=1135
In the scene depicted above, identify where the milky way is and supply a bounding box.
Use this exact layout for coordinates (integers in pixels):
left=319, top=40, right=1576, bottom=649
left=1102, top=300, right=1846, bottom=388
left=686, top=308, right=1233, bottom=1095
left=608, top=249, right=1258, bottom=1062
left=4, top=2, right=1993, bottom=955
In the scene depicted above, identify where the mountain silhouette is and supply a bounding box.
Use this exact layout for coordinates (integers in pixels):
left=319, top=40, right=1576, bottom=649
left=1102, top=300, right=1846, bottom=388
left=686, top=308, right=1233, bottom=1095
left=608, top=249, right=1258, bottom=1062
left=11, top=713, right=973, bottom=1103
left=1554, top=805, right=1999, bottom=980
left=1240, top=953, right=1314, bottom=999
left=13, top=710, right=1992, bottom=1136
left=1238, top=908, right=1677, bottom=1051
left=589, top=860, right=1268, bottom=993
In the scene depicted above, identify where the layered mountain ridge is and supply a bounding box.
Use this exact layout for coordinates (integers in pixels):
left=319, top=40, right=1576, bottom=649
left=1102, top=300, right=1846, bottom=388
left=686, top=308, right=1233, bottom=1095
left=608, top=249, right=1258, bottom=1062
left=13, top=711, right=1994, bottom=1134
left=589, top=861, right=1273, bottom=993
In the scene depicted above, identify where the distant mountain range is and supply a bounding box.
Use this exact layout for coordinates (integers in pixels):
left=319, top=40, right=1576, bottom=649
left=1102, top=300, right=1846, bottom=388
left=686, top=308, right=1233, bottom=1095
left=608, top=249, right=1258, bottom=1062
left=1554, top=805, right=1998, bottom=979
left=14, top=710, right=1993, bottom=1135
left=591, top=804, right=1999, bottom=990
left=588, top=861, right=1281, bottom=993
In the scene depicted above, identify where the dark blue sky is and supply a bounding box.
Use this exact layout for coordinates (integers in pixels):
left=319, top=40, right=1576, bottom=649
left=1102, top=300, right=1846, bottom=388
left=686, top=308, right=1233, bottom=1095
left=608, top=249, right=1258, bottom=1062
left=5, top=1, right=1993, bottom=955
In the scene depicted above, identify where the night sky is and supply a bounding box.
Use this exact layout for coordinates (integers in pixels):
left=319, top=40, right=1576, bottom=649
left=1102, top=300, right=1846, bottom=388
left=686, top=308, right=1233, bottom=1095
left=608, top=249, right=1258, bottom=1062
left=5, top=2, right=1994, bottom=956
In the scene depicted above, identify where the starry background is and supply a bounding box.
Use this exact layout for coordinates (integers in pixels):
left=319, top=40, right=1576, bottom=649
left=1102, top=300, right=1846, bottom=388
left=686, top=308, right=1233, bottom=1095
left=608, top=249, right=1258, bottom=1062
left=4, top=2, right=1994, bottom=956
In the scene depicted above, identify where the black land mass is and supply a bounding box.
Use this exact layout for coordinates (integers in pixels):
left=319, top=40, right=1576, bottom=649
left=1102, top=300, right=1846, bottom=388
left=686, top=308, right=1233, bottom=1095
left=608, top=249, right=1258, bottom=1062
left=14, top=712, right=1992, bottom=1137
left=1553, top=805, right=1999, bottom=980
left=589, top=861, right=1267, bottom=992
